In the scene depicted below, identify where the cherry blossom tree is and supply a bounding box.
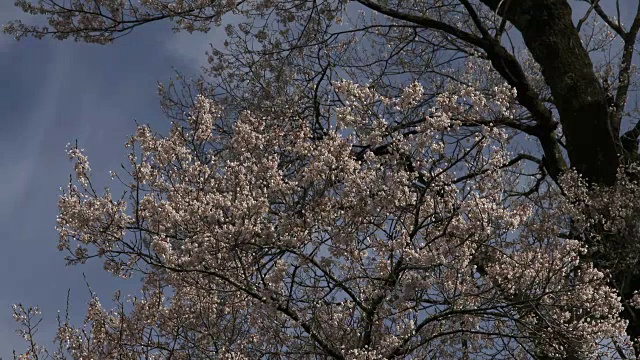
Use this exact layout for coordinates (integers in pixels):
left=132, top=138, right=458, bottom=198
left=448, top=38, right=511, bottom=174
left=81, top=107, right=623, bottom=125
left=7, top=0, right=640, bottom=358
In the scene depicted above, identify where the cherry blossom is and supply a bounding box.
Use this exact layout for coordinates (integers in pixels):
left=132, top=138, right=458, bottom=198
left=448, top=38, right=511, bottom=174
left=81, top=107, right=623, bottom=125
left=12, top=78, right=627, bottom=358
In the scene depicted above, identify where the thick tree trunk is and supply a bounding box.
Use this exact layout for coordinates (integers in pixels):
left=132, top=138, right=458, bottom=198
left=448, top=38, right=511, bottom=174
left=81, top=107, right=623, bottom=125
left=480, top=0, right=620, bottom=186
left=479, top=0, right=640, bottom=356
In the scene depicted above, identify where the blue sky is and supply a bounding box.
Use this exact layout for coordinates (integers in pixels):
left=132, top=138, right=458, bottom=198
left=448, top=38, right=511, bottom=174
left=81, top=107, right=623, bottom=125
left=0, top=1, right=638, bottom=357
left=0, top=3, right=223, bottom=355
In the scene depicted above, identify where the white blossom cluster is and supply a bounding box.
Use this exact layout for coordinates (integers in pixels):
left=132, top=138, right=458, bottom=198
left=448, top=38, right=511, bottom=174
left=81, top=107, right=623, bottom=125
left=21, top=76, right=630, bottom=359
left=4, top=0, right=345, bottom=44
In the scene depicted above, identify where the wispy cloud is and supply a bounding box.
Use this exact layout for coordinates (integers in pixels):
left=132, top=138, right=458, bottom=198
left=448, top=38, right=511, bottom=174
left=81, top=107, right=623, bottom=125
left=161, top=14, right=240, bottom=72
left=163, top=30, right=216, bottom=71
left=0, top=17, right=189, bottom=355
left=0, top=45, right=68, bottom=221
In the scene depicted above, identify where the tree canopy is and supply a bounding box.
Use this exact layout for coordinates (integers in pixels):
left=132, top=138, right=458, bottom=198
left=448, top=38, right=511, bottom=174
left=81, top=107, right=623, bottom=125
left=7, top=0, right=640, bottom=358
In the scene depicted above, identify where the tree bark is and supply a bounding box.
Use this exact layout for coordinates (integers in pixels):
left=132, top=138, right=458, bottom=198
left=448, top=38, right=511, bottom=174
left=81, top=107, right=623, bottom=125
left=479, top=0, right=640, bottom=356
left=480, top=0, right=620, bottom=185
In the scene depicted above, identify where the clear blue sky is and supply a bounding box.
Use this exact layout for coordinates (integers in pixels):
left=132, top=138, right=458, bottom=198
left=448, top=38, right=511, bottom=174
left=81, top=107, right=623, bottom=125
left=0, top=1, right=637, bottom=357
left=0, top=3, right=224, bottom=356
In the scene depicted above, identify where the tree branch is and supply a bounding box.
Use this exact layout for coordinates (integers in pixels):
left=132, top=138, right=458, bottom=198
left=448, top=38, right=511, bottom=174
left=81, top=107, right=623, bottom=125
left=355, top=0, right=486, bottom=48
left=356, top=0, right=567, bottom=180
left=480, top=0, right=620, bottom=185
left=591, top=0, right=626, bottom=37
left=611, top=1, right=640, bottom=136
